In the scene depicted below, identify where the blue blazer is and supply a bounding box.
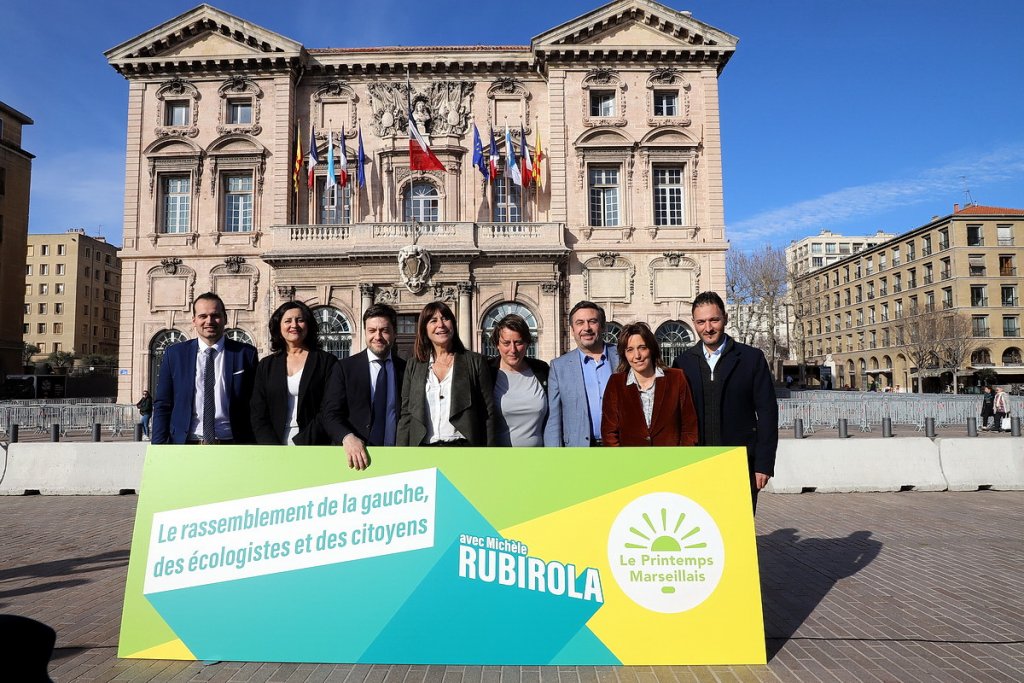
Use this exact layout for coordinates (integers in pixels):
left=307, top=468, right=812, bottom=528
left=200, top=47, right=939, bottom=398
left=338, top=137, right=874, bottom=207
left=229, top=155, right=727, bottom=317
left=152, top=337, right=259, bottom=445
left=543, top=344, right=620, bottom=447
left=672, top=336, right=778, bottom=477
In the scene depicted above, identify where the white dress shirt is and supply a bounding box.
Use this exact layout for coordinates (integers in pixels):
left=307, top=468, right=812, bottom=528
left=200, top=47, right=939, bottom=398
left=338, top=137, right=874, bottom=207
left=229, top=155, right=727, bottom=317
left=190, top=337, right=232, bottom=441
left=424, top=356, right=465, bottom=444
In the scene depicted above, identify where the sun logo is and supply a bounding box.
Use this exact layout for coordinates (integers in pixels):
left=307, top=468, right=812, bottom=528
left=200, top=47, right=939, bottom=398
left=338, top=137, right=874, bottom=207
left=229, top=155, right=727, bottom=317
left=624, top=508, right=705, bottom=554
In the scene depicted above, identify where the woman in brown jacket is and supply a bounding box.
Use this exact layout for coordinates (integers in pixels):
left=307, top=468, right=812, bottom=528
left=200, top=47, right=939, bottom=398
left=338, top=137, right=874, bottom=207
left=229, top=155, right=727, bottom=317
left=601, top=322, right=698, bottom=447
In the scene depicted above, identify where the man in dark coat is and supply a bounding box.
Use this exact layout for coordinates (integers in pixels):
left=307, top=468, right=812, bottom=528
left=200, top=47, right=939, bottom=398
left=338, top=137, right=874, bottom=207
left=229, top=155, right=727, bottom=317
left=673, top=291, right=778, bottom=511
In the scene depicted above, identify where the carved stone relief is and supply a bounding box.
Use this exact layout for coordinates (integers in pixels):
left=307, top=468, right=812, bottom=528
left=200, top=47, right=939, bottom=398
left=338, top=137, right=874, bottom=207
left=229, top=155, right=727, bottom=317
left=154, top=78, right=200, bottom=139
left=376, top=288, right=400, bottom=305
left=216, top=76, right=263, bottom=136
left=645, top=68, right=691, bottom=127
left=581, top=68, right=627, bottom=128
left=210, top=259, right=260, bottom=310
left=432, top=284, right=456, bottom=302
left=486, top=78, right=532, bottom=134
left=311, top=81, right=359, bottom=137
left=582, top=254, right=635, bottom=303
left=649, top=253, right=701, bottom=302
left=147, top=262, right=196, bottom=312
left=367, top=81, right=474, bottom=138
left=398, top=245, right=431, bottom=294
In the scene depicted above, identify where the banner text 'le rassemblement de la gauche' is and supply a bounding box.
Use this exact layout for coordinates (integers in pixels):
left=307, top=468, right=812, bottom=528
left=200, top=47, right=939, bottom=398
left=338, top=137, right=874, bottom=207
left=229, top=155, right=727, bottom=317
left=120, top=445, right=765, bottom=665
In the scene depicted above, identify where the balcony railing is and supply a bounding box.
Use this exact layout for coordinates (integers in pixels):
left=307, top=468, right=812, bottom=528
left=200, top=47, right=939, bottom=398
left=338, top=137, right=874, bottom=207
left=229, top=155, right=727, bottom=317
left=867, top=292, right=875, bottom=299
left=265, top=221, right=567, bottom=259
left=906, top=253, right=916, bottom=262
left=1005, top=329, right=1021, bottom=338
left=1001, top=267, right=1018, bottom=276
left=907, top=280, right=917, bottom=288
left=998, top=237, right=1015, bottom=246
left=1003, top=297, right=1020, bottom=307
left=939, top=241, right=950, bottom=250
left=892, top=258, right=901, bottom=266
left=923, top=274, right=934, bottom=284
left=967, top=239, right=985, bottom=247
left=942, top=301, right=953, bottom=309
left=921, top=247, right=932, bottom=256
left=940, top=269, right=952, bottom=280
left=879, top=287, right=888, bottom=296
left=973, top=328, right=990, bottom=337
left=972, top=297, right=989, bottom=307
left=970, top=267, right=987, bottom=277
left=881, top=314, right=889, bottom=321
left=892, top=284, right=902, bottom=293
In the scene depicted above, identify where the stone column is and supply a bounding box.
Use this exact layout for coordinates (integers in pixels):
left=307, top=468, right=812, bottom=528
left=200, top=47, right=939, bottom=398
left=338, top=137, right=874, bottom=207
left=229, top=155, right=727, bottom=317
left=457, top=281, right=474, bottom=350
left=358, top=283, right=375, bottom=351
left=542, top=280, right=562, bottom=358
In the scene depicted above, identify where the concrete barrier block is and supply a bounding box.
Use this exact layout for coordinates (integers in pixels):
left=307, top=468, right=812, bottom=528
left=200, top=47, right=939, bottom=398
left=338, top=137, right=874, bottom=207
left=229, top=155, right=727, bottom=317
left=767, top=438, right=946, bottom=494
left=937, top=438, right=1024, bottom=491
left=0, top=442, right=146, bottom=495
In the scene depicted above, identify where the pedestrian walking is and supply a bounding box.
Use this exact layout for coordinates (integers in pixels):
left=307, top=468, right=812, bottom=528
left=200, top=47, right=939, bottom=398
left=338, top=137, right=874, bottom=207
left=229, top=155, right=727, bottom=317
left=136, top=389, right=153, bottom=439
left=980, top=386, right=995, bottom=430
left=993, top=387, right=1010, bottom=432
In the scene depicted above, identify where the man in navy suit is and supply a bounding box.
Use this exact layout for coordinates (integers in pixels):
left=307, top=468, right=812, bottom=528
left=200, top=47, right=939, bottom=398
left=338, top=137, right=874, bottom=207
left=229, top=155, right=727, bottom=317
left=151, top=292, right=258, bottom=445
left=544, top=301, right=620, bottom=447
left=673, top=291, right=778, bottom=511
left=323, top=303, right=406, bottom=469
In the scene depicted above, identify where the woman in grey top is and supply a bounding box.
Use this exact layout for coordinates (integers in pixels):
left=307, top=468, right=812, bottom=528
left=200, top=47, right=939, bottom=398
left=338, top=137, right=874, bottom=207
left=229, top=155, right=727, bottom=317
left=487, top=314, right=549, bottom=447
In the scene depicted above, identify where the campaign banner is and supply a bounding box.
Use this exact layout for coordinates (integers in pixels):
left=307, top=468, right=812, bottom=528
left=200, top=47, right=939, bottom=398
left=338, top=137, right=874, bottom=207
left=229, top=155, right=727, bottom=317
left=119, top=446, right=765, bottom=665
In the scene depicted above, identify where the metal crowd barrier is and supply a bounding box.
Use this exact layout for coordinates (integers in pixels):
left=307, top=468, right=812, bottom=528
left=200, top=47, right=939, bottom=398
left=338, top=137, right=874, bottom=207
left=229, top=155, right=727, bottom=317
left=0, top=403, right=138, bottom=439
left=0, top=397, right=116, bottom=406
left=778, top=393, right=1024, bottom=432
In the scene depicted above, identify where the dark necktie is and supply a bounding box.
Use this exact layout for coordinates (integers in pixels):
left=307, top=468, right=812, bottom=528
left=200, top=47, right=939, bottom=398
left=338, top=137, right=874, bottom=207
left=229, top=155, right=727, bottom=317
left=203, top=347, right=216, bottom=444
left=369, top=359, right=388, bottom=446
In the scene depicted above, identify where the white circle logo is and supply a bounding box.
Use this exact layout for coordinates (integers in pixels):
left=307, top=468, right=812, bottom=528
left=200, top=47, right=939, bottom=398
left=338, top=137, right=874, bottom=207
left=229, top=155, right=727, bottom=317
left=607, top=492, right=725, bottom=613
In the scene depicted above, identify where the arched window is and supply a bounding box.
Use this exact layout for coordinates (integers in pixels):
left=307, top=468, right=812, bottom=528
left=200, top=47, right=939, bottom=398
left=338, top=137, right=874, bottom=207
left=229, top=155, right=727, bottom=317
left=655, top=321, right=695, bottom=367
left=971, top=348, right=992, bottom=365
left=403, top=181, right=439, bottom=222
left=869, top=356, right=879, bottom=370
left=149, top=329, right=188, bottom=393
left=1002, top=347, right=1022, bottom=366
left=481, top=302, right=539, bottom=358
left=603, top=321, right=622, bottom=346
left=225, top=328, right=255, bottom=347
left=313, top=306, right=352, bottom=359
left=883, top=355, right=893, bottom=369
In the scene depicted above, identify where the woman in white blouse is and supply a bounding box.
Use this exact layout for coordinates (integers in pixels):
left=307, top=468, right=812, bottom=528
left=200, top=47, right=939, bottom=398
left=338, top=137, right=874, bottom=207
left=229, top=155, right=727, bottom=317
left=397, top=301, right=496, bottom=447
left=251, top=301, right=339, bottom=445
left=486, top=314, right=549, bottom=446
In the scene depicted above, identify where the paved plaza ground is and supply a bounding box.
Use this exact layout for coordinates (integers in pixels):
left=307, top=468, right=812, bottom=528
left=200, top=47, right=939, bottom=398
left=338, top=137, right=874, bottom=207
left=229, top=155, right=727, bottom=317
left=1, top=490, right=1022, bottom=682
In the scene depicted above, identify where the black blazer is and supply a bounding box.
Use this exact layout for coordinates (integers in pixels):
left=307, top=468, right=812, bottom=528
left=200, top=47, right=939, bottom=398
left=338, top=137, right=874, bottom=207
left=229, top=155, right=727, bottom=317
left=672, top=335, right=779, bottom=477
left=250, top=349, right=339, bottom=445
left=322, top=349, right=407, bottom=446
left=397, top=350, right=497, bottom=447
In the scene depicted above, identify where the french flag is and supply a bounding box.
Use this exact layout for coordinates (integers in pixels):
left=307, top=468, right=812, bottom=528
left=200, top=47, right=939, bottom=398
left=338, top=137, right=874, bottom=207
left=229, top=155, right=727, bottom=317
left=307, top=123, right=318, bottom=190
left=338, top=125, right=349, bottom=188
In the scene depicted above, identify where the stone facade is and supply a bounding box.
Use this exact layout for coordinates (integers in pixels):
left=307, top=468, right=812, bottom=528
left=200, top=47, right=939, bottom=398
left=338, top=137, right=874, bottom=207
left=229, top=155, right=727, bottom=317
left=794, top=206, right=1024, bottom=391
left=0, top=101, right=33, bottom=379
left=105, top=1, right=736, bottom=401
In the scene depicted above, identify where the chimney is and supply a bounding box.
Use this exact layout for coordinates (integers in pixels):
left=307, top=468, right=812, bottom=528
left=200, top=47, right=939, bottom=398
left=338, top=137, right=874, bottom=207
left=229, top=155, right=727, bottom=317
left=954, top=203, right=960, bottom=213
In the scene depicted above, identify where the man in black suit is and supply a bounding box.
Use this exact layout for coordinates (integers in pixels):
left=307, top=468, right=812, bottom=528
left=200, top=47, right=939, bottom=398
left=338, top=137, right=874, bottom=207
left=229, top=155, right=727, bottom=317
left=324, top=304, right=406, bottom=469
left=673, top=291, right=778, bottom=512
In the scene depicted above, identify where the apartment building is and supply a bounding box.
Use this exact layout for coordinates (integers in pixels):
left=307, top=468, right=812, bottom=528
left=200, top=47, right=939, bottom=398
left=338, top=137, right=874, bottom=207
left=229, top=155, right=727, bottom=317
left=0, top=101, right=33, bottom=377
left=794, top=206, right=1024, bottom=391
left=787, top=229, right=895, bottom=277
left=24, top=230, right=122, bottom=361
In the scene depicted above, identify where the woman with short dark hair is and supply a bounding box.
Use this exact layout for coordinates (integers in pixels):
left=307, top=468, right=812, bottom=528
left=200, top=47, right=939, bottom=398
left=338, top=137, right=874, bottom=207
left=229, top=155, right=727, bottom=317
left=487, top=314, right=549, bottom=446
left=251, top=301, right=339, bottom=445
left=397, top=301, right=496, bottom=446
left=601, top=322, right=698, bottom=447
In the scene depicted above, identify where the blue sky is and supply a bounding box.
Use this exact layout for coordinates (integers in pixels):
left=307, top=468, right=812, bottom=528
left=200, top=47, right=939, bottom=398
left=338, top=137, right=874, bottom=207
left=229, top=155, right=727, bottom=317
left=2, top=0, right=1022, bottom=250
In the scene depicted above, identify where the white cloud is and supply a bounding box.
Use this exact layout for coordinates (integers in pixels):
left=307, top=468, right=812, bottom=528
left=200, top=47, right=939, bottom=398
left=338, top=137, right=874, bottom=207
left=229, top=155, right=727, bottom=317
left=728, top=144, right=1024, bottom=247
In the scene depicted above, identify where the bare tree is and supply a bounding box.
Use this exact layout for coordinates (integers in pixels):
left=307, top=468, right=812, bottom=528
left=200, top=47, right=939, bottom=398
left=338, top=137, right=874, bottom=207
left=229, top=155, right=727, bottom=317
left=893, top=307, right=943, bottom=393
left=726, top=245, right=789, bottom=370
left=936, top=313, right=977, bottom=393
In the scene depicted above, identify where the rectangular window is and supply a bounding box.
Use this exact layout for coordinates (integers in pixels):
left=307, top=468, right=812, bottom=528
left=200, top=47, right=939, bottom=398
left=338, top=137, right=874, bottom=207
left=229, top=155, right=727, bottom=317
left=589, top=91, right=615, bottom=117
left=1003, top=317, right=1020, bottom=337
left=38, top=343, right=45, bottom=354
left=825, top=243, right=838, bottom=254
left=25, top=264, right=32, bottom=275
left=967, top=224, right=984, bottom=247
left=972, top=315, right=989, bottom=337
left=998, top=224, right=1014, bottom=246
left=39, top=284, right=48, bottom=295
left=40, top=264, right=49, bottom=276
left=165, top=100, right=190, bottom=127
left=227, top=99, right=253, bottom=125
left=811, top=243, right=822, bottom=254
left=493, top=176, right=522, bottom=223
left=57, top=244, right=65, bottom=256
left=223, top=174, right=254, bottom=232
left=317, top=177, right=352, bottom=225
left=1002, top=286, right=1018, bottom=307
left=37, top=323, right=46, bottom=334
left=56, top=283, right=64, bottom=294
left=970, top=286, right=987, bottom=307
left=41, top=244, right=50, bottom=256
left=53, top=323, right=63, bottom=334
left=55, top=302, right=63, bottom=314
left=653, top=91, right=678, bottom=116
left=38, top=303, right=46, bottom=314
left=588, top=167, right=620, bottom=227
left=652, top=167, right=684, bottom=226
left=56, top=264, right=65, bottom=275
left=942, top=288, right=953, bottom=309
left=162, top=176, right=191, bottom=233
left=1000, top=255, right=1016, bottom=276
left=811, top=256, right=823, bottom=267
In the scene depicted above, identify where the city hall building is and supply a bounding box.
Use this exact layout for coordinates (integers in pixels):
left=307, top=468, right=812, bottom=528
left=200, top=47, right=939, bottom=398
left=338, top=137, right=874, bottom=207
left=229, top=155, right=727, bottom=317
left=105, top=0, right=736, bottom=401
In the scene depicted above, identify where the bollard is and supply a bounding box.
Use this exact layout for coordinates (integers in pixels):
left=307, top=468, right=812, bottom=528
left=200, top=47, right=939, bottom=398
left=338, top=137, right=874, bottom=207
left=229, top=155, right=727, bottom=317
left=794, top=418, right=804, bottom=439
left=10, top=424, right=19, bottom=443
left=882, top=417, right=893, bottom=438
left=838, top=418, right=848, bottom=439
left=93, top=423, right=102, bottom=442
left=925, top=417, right=936, bottom=438
left=135, top=423, right=144, bottom=442
left=967, top=417, right=978, bottom=437
left=1013, top=417, right=1022, bottom=437
left=50, top=423, right=60, bottom=442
